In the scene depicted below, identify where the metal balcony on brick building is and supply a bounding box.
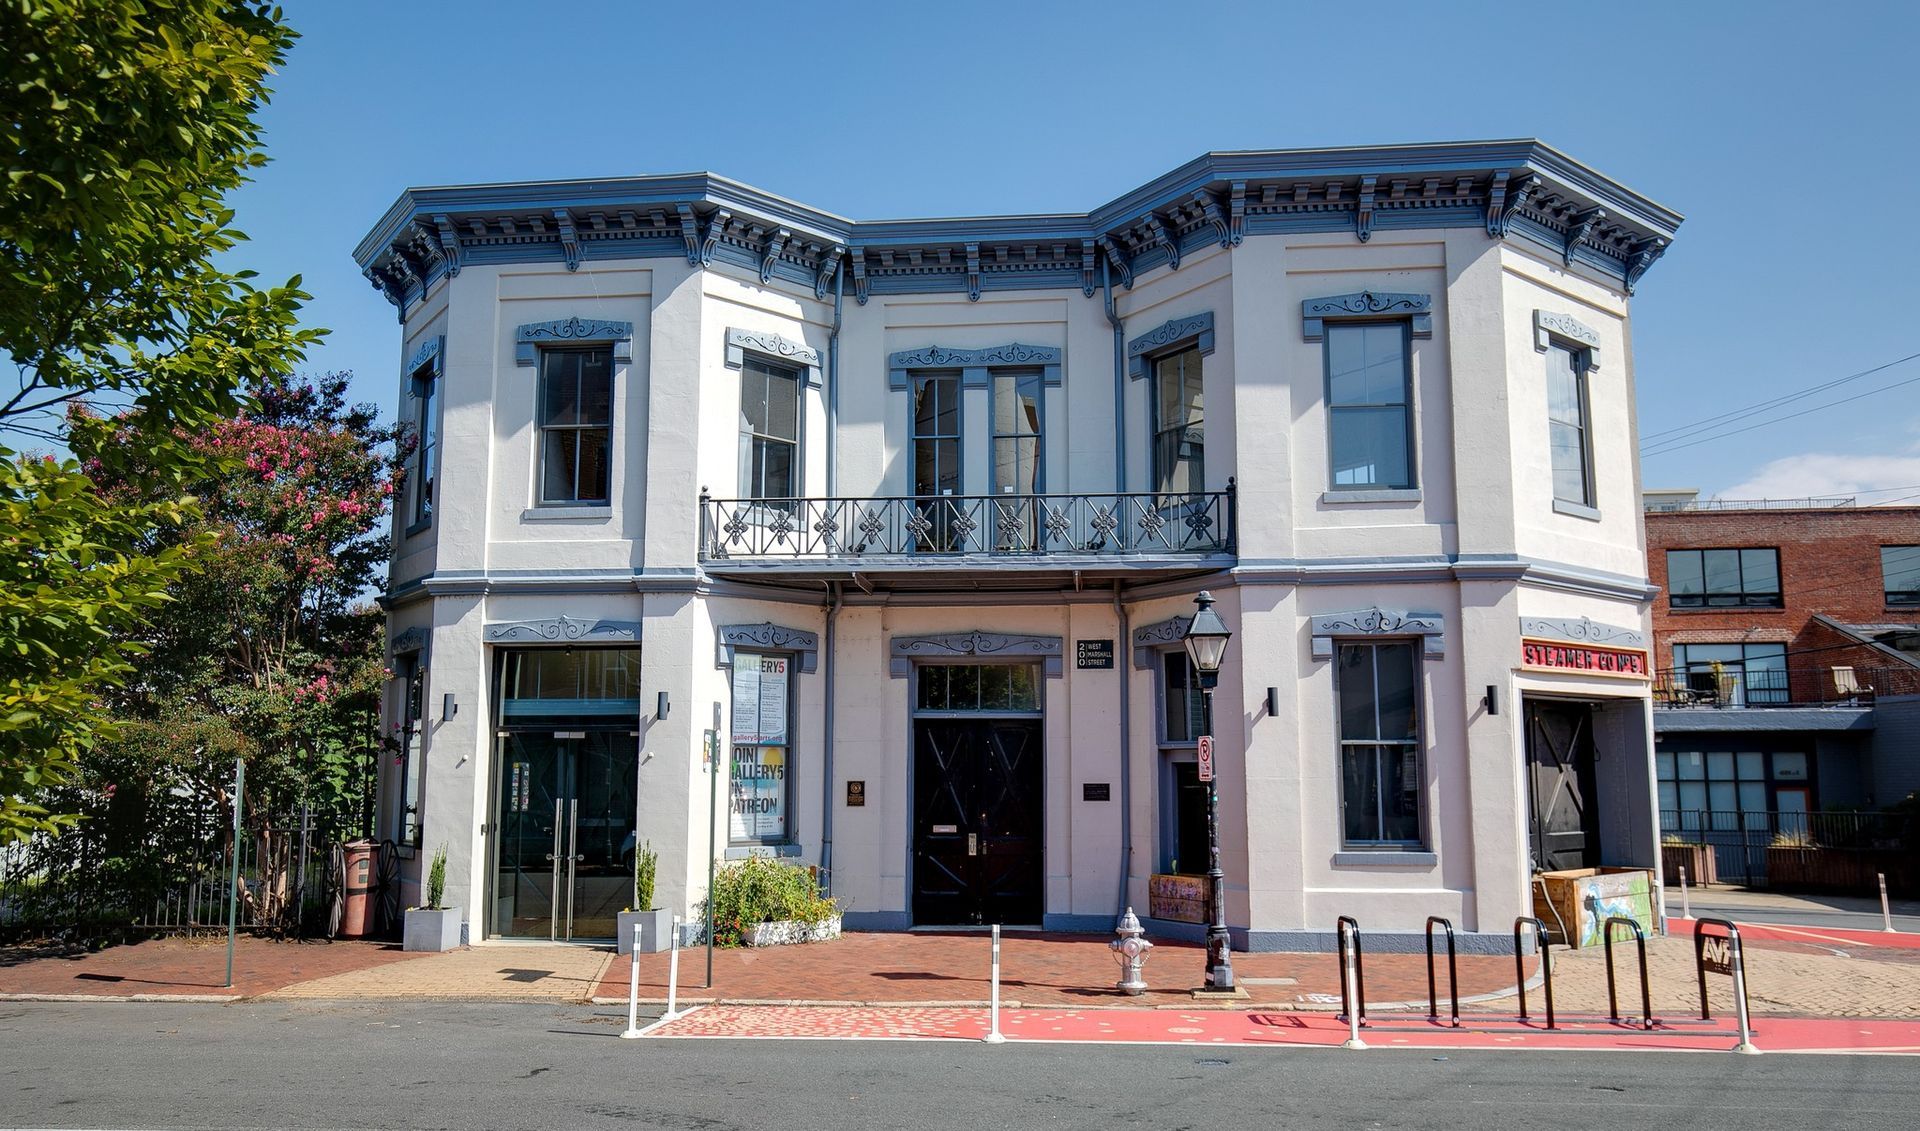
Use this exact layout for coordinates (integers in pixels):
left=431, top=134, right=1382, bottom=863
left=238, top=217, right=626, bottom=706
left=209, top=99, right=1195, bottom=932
left=699, top=485, right=1236, bottom=590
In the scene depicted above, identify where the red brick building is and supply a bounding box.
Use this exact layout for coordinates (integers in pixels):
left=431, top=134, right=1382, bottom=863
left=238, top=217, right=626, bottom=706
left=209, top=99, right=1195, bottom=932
left=1643, top=497, right=1920, bottom=855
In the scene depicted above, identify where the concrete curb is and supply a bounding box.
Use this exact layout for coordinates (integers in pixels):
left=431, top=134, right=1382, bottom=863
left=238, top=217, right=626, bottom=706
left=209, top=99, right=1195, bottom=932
left=0, top=992, right=243, bottom=1004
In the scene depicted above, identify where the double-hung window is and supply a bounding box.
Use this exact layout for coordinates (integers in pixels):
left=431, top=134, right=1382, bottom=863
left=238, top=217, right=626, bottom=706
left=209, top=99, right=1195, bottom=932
left=1336, top=641, right=1422, bottom=847
left=1546, top=342, right=1594, bottom=508
left=911, top=372, right=962, bottom=550
left=992, top=370, right=1043, bottom=549
left=1666, top=548, right=1782, bottom=608
left=1884, top=546, right=1920, bottom=607
left=537, top=348, right=613, bottom=505
left=405, top=357, right=439, bottom=530
left=1325, top=323, right=1413, bottom=490
left=1151, top=347, right=1204, bottom=498
left=738, top=358, right=801, bottom=503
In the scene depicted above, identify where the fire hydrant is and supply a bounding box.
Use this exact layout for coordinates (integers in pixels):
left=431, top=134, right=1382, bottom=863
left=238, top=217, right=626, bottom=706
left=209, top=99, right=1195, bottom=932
left=1110, top=907, right=1154, bottom=995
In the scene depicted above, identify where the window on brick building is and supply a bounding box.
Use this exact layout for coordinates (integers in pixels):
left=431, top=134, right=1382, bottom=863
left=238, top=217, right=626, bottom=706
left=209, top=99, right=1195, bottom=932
left=1672, top=642, right=1787, bottom=705
left=1666, top=548, right=1782, bottom=609
left=1884, top=545, right=1920, bottom=607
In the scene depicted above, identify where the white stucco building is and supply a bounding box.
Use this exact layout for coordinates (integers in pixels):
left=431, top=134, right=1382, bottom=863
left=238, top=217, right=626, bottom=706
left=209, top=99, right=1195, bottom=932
left=355, top=140, right=1682, bottom=949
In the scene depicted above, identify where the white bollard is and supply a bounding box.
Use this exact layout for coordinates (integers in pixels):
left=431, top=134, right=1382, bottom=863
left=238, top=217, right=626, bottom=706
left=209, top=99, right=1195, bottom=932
left=664, top=914, right=683, bottom=1022
left=1680, top=866, right=1691, bottom=921
left=1882, top=873, right=1897, bottom=934
left=1340, top=925, right=1366, bottom=1050
left=1730, top=936, right=1760, bottom=1055
left=620, top=920, right=645, bottom=1038
left=984, top=923, right=1006, bottom=1044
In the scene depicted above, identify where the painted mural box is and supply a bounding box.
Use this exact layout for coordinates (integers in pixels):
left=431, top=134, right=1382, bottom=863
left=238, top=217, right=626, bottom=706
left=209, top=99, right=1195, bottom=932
left=1149, top=873, right=1209, bottom=924
left=1532, top=867, right=1655, bottom=948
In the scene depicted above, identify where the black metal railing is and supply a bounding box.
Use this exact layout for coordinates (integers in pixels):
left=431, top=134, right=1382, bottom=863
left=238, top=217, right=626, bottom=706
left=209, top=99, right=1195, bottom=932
left=1659, top=808, right=1915, bottom=887
left=1652, top=665, right=1920, bottom=709
left=700, top=485, right=1235, bottom=560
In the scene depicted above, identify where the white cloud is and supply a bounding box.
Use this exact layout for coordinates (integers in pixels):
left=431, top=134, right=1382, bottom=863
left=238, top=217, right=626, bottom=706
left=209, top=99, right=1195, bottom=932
left=1718, top=452, right=1920, bottom=503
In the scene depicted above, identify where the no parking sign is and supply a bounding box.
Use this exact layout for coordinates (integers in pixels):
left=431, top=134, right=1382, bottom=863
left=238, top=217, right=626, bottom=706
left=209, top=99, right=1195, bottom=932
left=1197, top=736, right=1214, bottom=782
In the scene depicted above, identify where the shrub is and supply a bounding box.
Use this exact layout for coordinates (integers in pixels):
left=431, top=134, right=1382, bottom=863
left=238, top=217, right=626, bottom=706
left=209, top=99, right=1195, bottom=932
left=426, top=844, right=447, bottom=910
left=633, top=841, right=657, bottom=911
left=699, top=856, right=835, bottom=946
left=1769, top=828, right=1815, bottom=849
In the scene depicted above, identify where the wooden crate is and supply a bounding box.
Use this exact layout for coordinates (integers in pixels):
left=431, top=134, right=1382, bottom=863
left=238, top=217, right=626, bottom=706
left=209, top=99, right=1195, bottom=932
left=1533, top=867, right=1654, bottom=948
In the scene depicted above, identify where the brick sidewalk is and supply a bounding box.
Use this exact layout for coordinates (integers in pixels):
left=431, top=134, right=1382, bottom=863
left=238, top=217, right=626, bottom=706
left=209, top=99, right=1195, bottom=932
left=266, top=944, right=614, bottom=1001
left=0, top=936, right=423, bottom=999
left=591, top=930, right=1531, bottom=1009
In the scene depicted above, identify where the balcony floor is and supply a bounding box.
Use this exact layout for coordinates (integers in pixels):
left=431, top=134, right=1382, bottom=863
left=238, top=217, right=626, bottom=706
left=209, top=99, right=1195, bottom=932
left=700, top=551, right=1237, bottom=593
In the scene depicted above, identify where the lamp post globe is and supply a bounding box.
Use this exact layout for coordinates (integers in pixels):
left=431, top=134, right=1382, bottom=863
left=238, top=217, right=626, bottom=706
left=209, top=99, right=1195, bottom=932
left=1182, top=590, right=1235, bottom=991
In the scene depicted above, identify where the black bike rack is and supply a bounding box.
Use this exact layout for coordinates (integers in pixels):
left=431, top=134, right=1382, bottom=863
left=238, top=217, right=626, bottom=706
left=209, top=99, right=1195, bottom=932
left=1694, top=917, right=1753, bottom=1023
left=1603, top=915, right=1656, bottom=1031
left=1336, top=915, right=1368, bottom=1026
left=1512, top=917, right=1557, bottom=1029
left=1425, top=916, right=1459, bottom=1027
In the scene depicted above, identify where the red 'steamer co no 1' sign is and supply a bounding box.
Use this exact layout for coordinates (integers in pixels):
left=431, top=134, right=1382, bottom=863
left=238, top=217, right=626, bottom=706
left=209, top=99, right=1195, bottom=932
left=1197, top=736, right=1214, bottom=782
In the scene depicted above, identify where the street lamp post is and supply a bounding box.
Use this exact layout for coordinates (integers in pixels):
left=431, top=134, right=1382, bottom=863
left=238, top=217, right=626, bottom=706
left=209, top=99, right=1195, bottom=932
left=1182, top=590, right=1234, bottom=991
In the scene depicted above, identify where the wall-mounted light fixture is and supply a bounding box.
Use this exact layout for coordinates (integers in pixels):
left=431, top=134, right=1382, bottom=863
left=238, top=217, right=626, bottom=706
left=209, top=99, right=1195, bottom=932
left=1484, top=684, right=1499, bottom=716
left=442, top=692, right=457, bottom=720
left=657, top=690, right=671, bottom=720
left=1265, top=687, right=1279, bottom=716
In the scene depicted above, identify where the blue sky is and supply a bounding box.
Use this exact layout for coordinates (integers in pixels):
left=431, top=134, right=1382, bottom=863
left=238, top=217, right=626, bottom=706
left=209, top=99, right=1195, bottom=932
left=235, top=0, right=1920, bottom=503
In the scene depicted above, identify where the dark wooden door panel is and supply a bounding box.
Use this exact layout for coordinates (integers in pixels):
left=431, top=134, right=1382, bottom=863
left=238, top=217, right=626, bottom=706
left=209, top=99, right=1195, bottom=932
left=1526, top=701, right=1600, bottom=873
left=912, top=716, right=1044, bottom=925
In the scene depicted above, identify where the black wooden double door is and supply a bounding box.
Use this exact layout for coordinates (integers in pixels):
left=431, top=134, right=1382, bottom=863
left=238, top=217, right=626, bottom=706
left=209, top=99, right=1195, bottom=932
left=1525, top=700, right=1600, bottom=873
left=912, top=718, right=1044, bottom=925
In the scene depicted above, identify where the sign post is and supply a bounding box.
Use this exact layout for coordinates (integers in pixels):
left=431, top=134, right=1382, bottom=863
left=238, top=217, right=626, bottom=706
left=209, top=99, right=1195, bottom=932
left=1196, top=736, right=1214, bottom=783
left=705, top=714, right=719, bottom=989
left=225, top=757, right=243, bottom=989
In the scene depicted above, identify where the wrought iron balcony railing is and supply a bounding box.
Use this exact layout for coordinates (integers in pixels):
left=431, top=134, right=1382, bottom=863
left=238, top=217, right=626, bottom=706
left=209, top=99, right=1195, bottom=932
left=700, top=486, right=1235, bottom=561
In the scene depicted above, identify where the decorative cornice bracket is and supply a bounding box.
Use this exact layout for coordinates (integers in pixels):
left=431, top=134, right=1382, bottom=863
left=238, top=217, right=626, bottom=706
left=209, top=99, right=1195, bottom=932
left=850, top=253, right=870, bottom=305
left=699, top=208, right=730, bottom=268
left=1625, top=237, right=1668, bottom=295
left=554, top=208, right=581, bottom=272
left=1098, top=236, right=1133, bottom=289
left=1080, top=238, right=1097, bottom=297
left=965, top=241, right=982, bottom=301
left=431, top=214, right=462, bottom=277
left=1194, top=191, right=1231, bottom=248
left=759, top=226, right=790, bottom=284
left=676, top=203, right=701, bottom=266
left=815, top=245, right=845, bottom=302
left=1227, top=180, right=1247, bottom=246
left=1489, top=172, right=1536, bottom=239
left=1564, top=207, right=1605, bottom=267
left=1355, top=175, right=1378, bottom=242
left=1143, top=212, right=1179, bottom=270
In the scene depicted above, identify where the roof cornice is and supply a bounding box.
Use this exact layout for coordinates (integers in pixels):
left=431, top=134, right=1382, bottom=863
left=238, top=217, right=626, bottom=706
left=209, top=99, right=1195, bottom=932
left=354, top=140, right=1682, bottom=316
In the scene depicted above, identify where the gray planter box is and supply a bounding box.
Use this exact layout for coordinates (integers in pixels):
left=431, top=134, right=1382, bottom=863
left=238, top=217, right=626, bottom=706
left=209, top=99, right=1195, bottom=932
left=403, top=907, right=463, bottom=952
left=743, top=914, right=842, bottom=947
left=616, top=908, right=673, bottom=955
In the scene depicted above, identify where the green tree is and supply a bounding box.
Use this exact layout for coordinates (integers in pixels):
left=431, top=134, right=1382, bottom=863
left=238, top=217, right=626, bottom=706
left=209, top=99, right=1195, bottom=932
left=0, top=1, right=319, bottom=842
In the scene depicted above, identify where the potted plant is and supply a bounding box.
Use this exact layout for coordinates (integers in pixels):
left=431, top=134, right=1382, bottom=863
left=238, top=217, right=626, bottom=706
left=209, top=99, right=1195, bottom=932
left=616, top=841, right=672, bottom=955
left=696, top=856, right=840, bottom=948
left=403, top=844, right=462, bottom=952
left=1660, top=833, right=1717, bottom=886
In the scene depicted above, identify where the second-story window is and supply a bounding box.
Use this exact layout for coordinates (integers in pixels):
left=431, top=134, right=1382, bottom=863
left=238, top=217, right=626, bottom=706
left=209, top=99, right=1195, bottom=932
left=1326, top=322, right=1413, bottom=490
left=1546, top=342, right=1594, bottom=508
left=1152, top=346, right=1204, bottom=497
left=1666, top=548, right=1782, bottom=608
left=538, top=348, right=612, bottom=505
left=991, top=370, right=1043, bottom=495
left=738, top=358, right=801, bottom=502
left=912, top=372, right=962, bottom=498
left=1883, top=546, right=1920, bottom=607
left=406, top=357, right=438, bottom=529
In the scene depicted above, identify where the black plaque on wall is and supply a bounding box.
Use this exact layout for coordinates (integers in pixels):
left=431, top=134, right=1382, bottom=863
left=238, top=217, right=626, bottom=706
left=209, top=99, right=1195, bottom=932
left=1083, top=782, right=1111, bottom=802
left=846, top=780, right=866, bottom=807
left=1075, top=640, right=1115, bottom=669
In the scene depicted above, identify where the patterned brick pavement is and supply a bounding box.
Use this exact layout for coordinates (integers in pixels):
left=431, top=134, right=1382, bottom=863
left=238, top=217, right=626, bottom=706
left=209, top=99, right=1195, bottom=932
left=0, top=936, right=423, bottom=999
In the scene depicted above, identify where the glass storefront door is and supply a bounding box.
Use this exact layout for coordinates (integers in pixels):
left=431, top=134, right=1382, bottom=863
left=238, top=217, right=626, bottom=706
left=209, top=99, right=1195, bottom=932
left=492, top=728, right=637, bottom=941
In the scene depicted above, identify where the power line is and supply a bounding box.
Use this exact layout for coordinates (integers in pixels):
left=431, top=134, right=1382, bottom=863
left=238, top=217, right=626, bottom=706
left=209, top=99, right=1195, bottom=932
left=1642, top=368, right=1920, bottom=458
left=1640, top=350, right=1920, bottom=444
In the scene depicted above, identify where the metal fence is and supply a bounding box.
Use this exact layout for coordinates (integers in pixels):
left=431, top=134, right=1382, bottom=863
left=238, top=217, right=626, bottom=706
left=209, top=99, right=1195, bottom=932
left=1659, top=808, right=1914, bottom=888
left=1, top=796, right=367, bottom=943
left=1653, top=665, right=1920, bottom=709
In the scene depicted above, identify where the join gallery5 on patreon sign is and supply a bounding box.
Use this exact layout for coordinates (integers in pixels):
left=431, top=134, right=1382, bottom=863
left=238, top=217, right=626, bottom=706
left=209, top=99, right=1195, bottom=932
left=730, top=652, right=789, bottom=840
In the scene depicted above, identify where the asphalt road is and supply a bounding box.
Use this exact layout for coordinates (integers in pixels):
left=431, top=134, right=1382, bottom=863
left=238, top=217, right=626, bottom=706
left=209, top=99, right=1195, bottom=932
left=2, top=1002, right=1916, bottom=1130
left=1687, top=895, right=1919, bottom=934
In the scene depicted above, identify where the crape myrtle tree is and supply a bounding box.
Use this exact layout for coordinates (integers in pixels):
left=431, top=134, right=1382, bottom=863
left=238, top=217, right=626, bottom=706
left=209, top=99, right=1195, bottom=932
left=84, top=374, right=395, bottom=927
left=0, top=1, right=319, bottom=842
